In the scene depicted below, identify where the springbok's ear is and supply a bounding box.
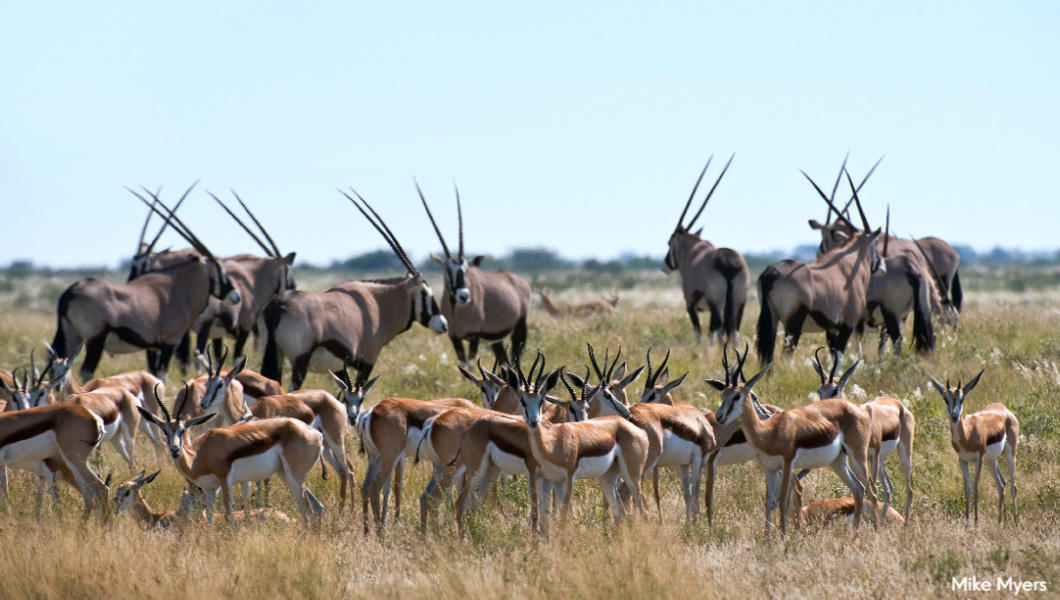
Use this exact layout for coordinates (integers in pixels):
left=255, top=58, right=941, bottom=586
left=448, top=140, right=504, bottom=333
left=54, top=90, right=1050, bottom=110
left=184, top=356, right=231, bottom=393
left=541, top=368, right=564, bottom=395
left=137, top=407, right=165, bottom=428
left=185, top=413, right=217, bottom=429
left=927, top=374, right=947, bottom=397
left=130, top=470, right=147, bottom=483
left=705, top=379, right=727, bottom=391
left=226, top=356, right=248, bottom=381
left=329, top=370, right=349, bottom=392
left=617, top=365, right=645, bottom=390
left=744, top=364, right=772, bottom=393
left=661, top=372, right=688, bottom=395
left=962, top=370, right=985, bottom=396
left=104, top=473, right=112, bottom=488
left=811, top=352, right=826, bottom=382
left=430, top=253, right=446, bottom=268
left=838, top=359, right=861, bottom=391
left=471, top=255, right=485, bottom=267
left=484, top=370, right=505, bottom=387
left=502, top=367, right=521, bottom=390
left=142, top=470, right=162, bottom=485
left=544, top=395, right=567, bottom=407
left=657, top=367, right=670, bottom=386
left=361, top=375, right=381, bottom=395
left=457, top=365, right=480, bottom=385
left=566, top=372, right=587, bottom=388
left=808, top=219, right=825, bottom=231
left=282, top=252, right=296, bottom=265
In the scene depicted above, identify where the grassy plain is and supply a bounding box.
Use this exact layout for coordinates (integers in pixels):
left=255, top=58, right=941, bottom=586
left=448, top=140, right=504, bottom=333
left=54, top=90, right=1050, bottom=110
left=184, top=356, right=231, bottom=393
left=0, top=268, right=1058, bottom=599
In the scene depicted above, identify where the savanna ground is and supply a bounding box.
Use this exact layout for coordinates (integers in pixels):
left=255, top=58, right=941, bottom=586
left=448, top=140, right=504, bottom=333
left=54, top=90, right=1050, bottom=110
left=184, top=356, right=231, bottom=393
left=1, top=266, right=1059, bottom=599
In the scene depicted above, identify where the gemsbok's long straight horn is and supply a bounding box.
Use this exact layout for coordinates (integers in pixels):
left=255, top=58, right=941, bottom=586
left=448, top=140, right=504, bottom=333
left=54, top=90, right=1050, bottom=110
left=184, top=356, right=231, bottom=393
left=684, top=153, right=736, bottom=232
left=417, top=180, right=453, bottom=258
left=232, top=190, right=283, bottom=257
left=675, top=155, right=713, bottom=230
left=339, top=189, right=421, bottom=278
left=208, top=190, right=275, bottom=257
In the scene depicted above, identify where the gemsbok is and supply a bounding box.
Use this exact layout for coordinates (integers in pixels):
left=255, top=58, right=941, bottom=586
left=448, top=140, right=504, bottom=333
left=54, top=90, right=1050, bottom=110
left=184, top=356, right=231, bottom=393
left=808, top=348, right=915, bottom=522
left=708, top=344, right=879, bottom=536
left=51, top=188, right=241, bottom=382
left=259, top=190, right=447, bottom=389
left=417, top=182, right=531, bottom=365
left=0, top=401, right=108, bottom=519
left=662, top=155, right=750, bottom=344
left=756, top=170, right=885, bottom=365
left=138, top=384, right=325, bottom=525
left=188, top=191, right=296, bottom=363
left=927, top=370, right=1018, bottom=525
left=505, top=353, right=650, bottom=525
left=126, top=185, right=196, bottom=282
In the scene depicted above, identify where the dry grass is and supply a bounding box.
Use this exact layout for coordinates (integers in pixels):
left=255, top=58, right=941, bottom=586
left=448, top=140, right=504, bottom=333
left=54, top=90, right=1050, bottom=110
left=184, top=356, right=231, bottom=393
left=1, top=278, right=1059, bottom=598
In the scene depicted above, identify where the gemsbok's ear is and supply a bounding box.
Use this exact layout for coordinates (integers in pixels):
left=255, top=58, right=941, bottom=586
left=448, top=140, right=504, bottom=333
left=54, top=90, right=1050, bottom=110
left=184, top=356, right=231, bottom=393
left=430, top=253, right=446, bottom=268
left=471, top=255, right=485, bottom=267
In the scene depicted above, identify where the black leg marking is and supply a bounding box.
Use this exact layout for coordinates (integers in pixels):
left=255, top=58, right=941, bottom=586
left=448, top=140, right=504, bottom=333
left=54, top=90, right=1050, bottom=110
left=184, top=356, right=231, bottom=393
left=449, top=335, right=467, bottom=364
left=82, top=334, right=107, bottom=380
left=783, top=308, right=809, bottom=353
left=291, top=353, right=312, bottom=391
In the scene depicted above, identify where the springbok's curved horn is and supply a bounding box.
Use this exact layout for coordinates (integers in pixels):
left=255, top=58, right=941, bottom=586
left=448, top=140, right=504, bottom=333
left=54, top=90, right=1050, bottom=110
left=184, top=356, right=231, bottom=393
left=208, top=191, right=273, bottom=256
left=153, top=383, right=172, bottom=422
left=824, top=152, right=850, bottom=225
left=416, top=180, right=452, bottom=258
left=722, top=343, right=732, bottom=386
left=587, top=343, right=605, bottom=380
left=676, top=155, right=713, bottom=230
left=829, top=348, right=839, bottom=382
left=843, top=168, right=872, bottom=232
left=607, top=348, right=623, bottom=382
left=560, top=371, right=578, bottom=402
left=231, top=189, right=283, bottom=257
left=455, top=182, right=464, bottom=260
left=645, top=348, right=654, bottom=386
left=653, top=348, right=670, bottom=386
left=733, top=342, right=750, bottom=383
left=686, top=153, right=735, bottom=231
left=813, top=347, right=827, bottom=384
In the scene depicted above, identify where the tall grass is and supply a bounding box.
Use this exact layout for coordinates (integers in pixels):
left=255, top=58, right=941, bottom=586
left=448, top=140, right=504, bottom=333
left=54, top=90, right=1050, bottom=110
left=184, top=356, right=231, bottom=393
left=1, top=278, right=1058, bottom=598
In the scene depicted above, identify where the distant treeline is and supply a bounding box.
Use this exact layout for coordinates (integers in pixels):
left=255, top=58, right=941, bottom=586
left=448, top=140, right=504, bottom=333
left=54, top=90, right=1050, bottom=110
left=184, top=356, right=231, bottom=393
left=3, top=245, right=1060, bottom=277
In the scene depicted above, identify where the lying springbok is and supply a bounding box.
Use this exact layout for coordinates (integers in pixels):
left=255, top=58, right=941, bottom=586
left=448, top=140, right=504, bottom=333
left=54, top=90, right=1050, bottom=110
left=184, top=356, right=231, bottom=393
left=539, top=289, right=619, bottom=317
left=139, top=384, right=324, bottom=525
left=801, top=497, right=905, bottom=527
left=928, top=371, right=1018, bottom=525
left=808, top=348, right=915, bottom=522
left=189, top=191, right=296, bottom=363
left=113, top=470, right=292, bottom=528
left=708, top=344, right=879, bottom=536
left=506, top=354, right=650, bottom=525
left=418, top=182, right=531, bottom=366
left=52, top=187, right=241, bottom=382
left=260, top=190, right=447, bottom=389
left=662, top=155, right=750, bottom=344
left=756, top=170, right=885, bottom=365
left=0, top=401, right=108, bottom=519
left=357, top=393, right=477, bottom=535
left=249, top=386, right=353, bottom=510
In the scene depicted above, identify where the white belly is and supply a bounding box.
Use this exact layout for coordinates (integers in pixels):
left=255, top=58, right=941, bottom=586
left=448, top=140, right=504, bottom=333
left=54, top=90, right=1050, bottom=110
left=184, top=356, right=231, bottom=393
left=657, top=432, right=701, bottom=468
left=485, top=443, right=530, bottom=477
left=101, top=417, right=121, bottom=442
left=228, top=445, right=283, bottom=484
left=402, top=427, right=424, bottom=458
left=715, top=443, right=755, bottom=467
left=959, top=438, right=1005, bottom=463
left=877, top=439, right=899, bottom=461
left=0, top=431, right=59, bottom=464
left=792, top=436, right=843, bottom=470
left=573, top=449, right=618, bottom=480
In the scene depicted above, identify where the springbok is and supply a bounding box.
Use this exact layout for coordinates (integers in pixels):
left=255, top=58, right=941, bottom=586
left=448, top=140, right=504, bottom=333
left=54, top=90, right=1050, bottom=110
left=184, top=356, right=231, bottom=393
left=539, top=289, right=619, bottom=317
left=112, top=470, right=292, bottom=528
left=801, top=497, right=905, bottom=527
left=809, top=348, right=915, bottom=522
left=636, top=348, right=688, bottom=405
left=188, top=191, right=296, bottom=363
left=138, top=384, right=324, bottom=525
left=66, top=387, right=142, bottom=468
left=927, top=371, right=1018, bottom=525
left=662, top=155, right=750, bottom=344
left=756, top=170, right=885, bottom=365
left=708, top=344, right=879, bottom=536
left=0, top=401, right=108, bottom=518
left=357, top=394, right=477, bottom=535
left=51, top=188, right=241, bottom=382
left=259, top=190, right=447, bottom=389
left=418, top=182, right=531, bottom=366
left=505, top=353, right=650, bottom=525
left=173, top=347, right=251, bottom=428
left=249, top=387, right=353, bottom=510
left=574, top=344, right=645, bottom=419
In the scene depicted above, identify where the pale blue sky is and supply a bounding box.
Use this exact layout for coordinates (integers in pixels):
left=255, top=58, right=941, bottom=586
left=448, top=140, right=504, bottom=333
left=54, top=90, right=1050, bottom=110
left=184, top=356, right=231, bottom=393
left=2, top=2, right=1057, bottom=268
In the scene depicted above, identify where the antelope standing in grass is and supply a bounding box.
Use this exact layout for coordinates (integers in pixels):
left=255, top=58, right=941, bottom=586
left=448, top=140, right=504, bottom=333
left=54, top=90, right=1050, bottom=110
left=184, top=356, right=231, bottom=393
left=575, top=344, right=645, bottom=419
left=539, top=289, right=619, bottom=317
left=249, top=386, right=353, bottom=510
left=808, top=348, right=915, bottom=522
left=188, top=191, right=296, bottom=363
left=506, top=353, right=650, bottom=525
left=0, top=401, right=108, bottom=519
left=357, top=393, right=477, bottom=535
left=418, top=182, right=531, bottom=366
left=112, top=470, right=292, bottom=528
left=636, top=349, right=688, bottom=405
left=928, top=371, right=1018, bottom=525
left=173, top=347, right=251, bottom=428
left=708, top=344, right=879, bottom=536
left=139, top=384, right=325, bottom=525
left=51, top=188, right=241, bottom=382
left=756, top=170, right=885, bottom=365
left=662, top=155, right=750, bottom=345
left=259, top=190, right=447, bottom=389
left=66, top=387, right=142, bottom=468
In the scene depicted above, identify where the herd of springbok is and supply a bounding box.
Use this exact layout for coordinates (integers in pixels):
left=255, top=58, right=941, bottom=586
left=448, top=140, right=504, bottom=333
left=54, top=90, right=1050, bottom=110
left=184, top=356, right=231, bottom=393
left=0, top=158, right=1019, bottom=537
